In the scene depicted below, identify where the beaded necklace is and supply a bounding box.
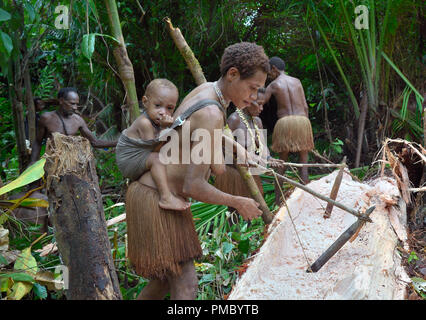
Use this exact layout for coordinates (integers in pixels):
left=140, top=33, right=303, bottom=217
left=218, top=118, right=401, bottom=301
left=213, top=81, right=227, bottom=109
left=236, top=108, right=264, bottom=156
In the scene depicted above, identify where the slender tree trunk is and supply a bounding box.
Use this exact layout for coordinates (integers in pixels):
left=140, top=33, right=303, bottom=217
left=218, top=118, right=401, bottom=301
left=355, top=89, right=368, bottom=168
left=44, top=133, right=122, bottom=300
left=24, top=65, right=36, bottom=147
left=105, top=0, right=139, bottom=126
left=423, top=107, right=425, bottom=147
left=164, top=18, right=207, bottom=86
left=10, top=60, right=29, bottom=173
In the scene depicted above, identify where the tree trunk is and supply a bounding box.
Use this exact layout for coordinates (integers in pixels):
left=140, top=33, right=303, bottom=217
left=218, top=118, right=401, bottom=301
left=24, top=64, right=36, bottom=147
left=423, top=107, right=425, bottom=147
left=44, top=133, right=122, bottom=300
left=355, top=89, right=368, bottom=168
left=10, top=59, right=29, bottom=173
left=164, top=18, right=207, bottom=86
left=105, top=0, right=139, bottom=126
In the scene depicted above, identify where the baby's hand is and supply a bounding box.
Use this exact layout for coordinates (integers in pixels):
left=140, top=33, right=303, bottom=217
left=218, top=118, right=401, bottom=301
left=159, top=115, right=174, bottom=128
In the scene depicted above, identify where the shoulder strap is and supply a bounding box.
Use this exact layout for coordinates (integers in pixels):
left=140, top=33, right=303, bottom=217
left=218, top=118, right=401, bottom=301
left=169, top=99, right=226, bottom=130
left=55, top=110, right=68, bottom=136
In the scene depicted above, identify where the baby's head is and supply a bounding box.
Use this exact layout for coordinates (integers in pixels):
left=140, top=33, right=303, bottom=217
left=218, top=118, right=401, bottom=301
left=142, top=79, right=179, bottom=125
left=246, top=87, right=265, bottom=117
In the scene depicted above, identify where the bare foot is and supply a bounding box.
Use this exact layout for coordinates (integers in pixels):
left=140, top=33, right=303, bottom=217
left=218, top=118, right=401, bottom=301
left=159, top=194, right=191, bottom=211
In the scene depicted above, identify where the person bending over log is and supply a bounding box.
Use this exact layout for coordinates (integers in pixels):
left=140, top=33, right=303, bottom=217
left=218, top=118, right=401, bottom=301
left=29, top=87, right=117, bottom=166
left=215, top=88, right=274, bottom=198
left=116, top=79, right=190, bottom=211
left=264, top=56, right=314, bottom=184
left=125, top=42, right=269, bottom=300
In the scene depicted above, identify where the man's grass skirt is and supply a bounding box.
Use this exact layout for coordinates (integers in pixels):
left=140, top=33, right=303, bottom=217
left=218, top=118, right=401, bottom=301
left=271, top=115, right=314, bottom=153
left=125, top=181, right=202, bottom=280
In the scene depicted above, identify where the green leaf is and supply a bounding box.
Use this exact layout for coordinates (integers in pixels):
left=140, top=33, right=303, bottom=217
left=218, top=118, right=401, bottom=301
left=0, top=31, right=13, bottom=55
left=24, top=3, right=36, bottom=23
left=14, top=247, right=38, bottom=275
left=238, top=239, right=250, bottom=254
left=0, top=277, right=11, bottom=292
left=0, top=8, right=11, bottom=21
left=0, top=158, right=46, bottom=196
left=81, top=33, right=96, bottom=60
left=199, top=273, right=214, bottom=284
left=408, top=251, right=418, bottom=264
left=222, top=242, right=234, bottom=254
left=33, top=283, right=47, bottom=299
left=0, top=253, right=7, bottom=265
left=0, top=197, right=48, bottom=209
left=8, top=281, right=33, bottom=300
left=0, top=272, right=35, bottom=283
left=382, top=51, right=424, bottom=103
left=231, top=232, right=241, bottom=242
left=412, top=277, right=426, bottom=298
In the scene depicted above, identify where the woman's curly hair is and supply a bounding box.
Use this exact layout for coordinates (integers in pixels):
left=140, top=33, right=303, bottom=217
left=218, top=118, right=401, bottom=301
left=220, top=42, right=270, bottom=79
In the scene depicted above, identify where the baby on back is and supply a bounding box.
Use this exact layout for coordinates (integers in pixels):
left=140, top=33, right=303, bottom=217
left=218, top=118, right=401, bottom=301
left=116, top=79, right=190, bottom=211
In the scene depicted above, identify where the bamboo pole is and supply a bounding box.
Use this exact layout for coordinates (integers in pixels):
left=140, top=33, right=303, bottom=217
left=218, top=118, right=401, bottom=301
left=224, top=128, right=273, bottom=224
left=271, top=160, right=345, bottom=168
left=324, top=156, right=346, bottom=219
left=259, top=163, right=372, bottom=222
left=164, top=17, right=207, bottom=86
left=105, top=0, right=139, bottom=125
left=307, top=205, right=376, bottom=273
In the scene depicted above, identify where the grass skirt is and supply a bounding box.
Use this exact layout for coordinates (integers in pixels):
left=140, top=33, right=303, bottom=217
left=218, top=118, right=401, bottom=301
left=214, top=165, right=263, bottom=198
left=125, top=181, right=202, bottom=280
left=271, top=115, right=314, bottom=153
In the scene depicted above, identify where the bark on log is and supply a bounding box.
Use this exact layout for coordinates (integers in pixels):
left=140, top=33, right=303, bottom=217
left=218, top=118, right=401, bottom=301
left=44, top=133, right=121, bottom=300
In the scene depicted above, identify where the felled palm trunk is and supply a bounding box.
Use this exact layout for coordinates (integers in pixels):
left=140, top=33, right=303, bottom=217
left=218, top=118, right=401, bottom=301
left=44, top=133, right=121, bottom=300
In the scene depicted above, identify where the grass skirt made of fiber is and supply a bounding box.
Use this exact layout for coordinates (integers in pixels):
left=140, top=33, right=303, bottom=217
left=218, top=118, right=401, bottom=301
left=214, top=165, right=263, bottom=198
left=125, top=181, right=202, bottom=280
left=271, top=115, right=314, bottom=153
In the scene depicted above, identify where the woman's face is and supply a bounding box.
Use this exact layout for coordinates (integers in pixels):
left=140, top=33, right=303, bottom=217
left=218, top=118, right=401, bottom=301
left=227, top=68, right=267, bottom=109
left=247, top=92, right=265, bottom=117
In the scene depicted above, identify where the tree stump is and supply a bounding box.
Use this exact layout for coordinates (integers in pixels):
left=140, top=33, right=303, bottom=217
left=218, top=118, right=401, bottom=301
left=44, top=133, right=121, bottom=300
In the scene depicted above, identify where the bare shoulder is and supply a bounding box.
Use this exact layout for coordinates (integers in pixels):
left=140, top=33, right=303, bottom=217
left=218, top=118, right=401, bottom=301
left=132, top=115, right=152, bottom=129
left=73, top=113, right=85, bottom=122
left=254, top=116, right=263, bottom=128
left=227, top=112, right=240, bottom=124
left=268, top=79, right=283, bottom=91
left=127, top=115, right=154, bottom=138
left=39, top=111, right=55, bottom=121
left=286, top=75, right=302, bottom=86
left=227, top=111, right=241, bottom=130
left=190, top=103, right=225, bottom=129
